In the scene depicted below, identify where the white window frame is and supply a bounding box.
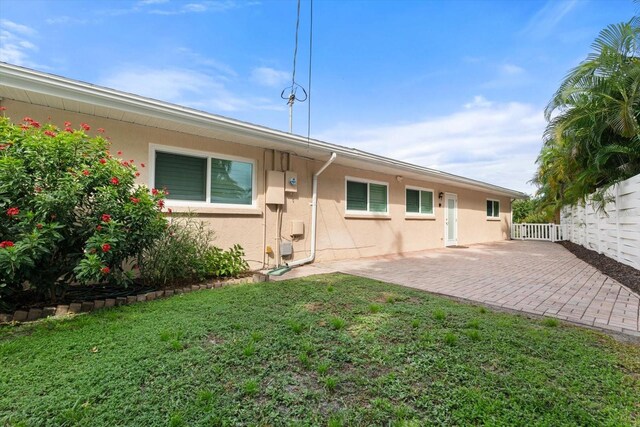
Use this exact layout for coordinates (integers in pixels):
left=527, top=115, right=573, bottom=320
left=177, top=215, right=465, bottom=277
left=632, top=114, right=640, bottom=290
left=405, top=185, right=435, bottom=217
left=344, top=176, right=389, bottom=216
left=149, top=144, right=257, bottom=209
left=487, top=198, right=500, bottom=220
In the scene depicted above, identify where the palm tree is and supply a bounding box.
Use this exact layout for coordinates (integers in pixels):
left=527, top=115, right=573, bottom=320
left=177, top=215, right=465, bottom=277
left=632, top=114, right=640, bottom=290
left=535, top=17, right=640, bottom=210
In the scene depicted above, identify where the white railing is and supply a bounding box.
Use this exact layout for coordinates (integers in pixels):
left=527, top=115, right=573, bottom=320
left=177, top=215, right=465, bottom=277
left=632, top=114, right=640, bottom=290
left=511, top=223, right=566, bottom=242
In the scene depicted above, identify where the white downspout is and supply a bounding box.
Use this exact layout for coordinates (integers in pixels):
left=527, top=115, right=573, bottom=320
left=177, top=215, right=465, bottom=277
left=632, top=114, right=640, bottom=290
left=288, top=152, right=337, bottom=267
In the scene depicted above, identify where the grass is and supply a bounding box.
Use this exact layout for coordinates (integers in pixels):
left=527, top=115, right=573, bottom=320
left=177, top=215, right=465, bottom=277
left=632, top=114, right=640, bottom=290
left=1, top=273, right=639, bottom=426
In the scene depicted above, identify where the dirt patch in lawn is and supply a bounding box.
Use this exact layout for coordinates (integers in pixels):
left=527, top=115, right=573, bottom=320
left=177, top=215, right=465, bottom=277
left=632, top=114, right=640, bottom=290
left=558, top=241, right=640, bottom=295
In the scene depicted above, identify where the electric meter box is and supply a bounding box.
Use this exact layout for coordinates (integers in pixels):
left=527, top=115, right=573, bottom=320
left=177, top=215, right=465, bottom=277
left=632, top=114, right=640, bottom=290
left=266, top=171, right=285, bottom=204
left=285, top=171, right=298, bottom=193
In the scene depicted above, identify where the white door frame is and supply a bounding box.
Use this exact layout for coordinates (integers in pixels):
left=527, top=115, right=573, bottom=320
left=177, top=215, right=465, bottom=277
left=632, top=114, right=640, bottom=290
left=444, top=193, right=458, bottom=246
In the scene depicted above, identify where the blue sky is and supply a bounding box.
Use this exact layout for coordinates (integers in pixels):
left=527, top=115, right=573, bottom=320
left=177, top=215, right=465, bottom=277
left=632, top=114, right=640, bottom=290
left=0, top=0, right=636, bottom=193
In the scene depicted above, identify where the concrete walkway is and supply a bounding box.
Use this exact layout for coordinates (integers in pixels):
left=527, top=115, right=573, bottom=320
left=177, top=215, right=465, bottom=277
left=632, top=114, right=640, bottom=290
left=273, top=241, right=640, bottom=337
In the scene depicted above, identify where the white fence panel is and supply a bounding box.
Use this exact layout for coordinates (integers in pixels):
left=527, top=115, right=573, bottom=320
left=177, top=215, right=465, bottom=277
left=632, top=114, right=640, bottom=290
left=560, top=173, right=640, bottom=270
left=511, top=223, right=565, bottom=242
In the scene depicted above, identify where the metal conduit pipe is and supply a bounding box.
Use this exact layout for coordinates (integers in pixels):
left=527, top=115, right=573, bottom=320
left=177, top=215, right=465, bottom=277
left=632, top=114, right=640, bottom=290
left=288, top=152, right=336, bottom=267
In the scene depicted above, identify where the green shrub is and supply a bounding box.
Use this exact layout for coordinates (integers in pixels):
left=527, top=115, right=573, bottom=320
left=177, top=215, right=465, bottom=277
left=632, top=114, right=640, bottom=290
left=0, top=116, right=166, bottom=305
left=202, top=244, right=249, bottom=278
left=139, top=215, right=214, bottom=286
left=139, top=215, right=249, bottom=286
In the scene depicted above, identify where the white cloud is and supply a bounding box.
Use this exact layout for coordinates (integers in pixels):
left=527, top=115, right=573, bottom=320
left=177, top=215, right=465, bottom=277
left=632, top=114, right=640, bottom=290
left=317, top=98, right=546, bottom=193
left=138, top=0, right=169, bottom=5
left=45, top=16, right=90, bottom=25
left=146, top=0, right=240, bottom=15
left=0, top=21, right=38, bottom=66
left=520, top=0, right=578, bottom=39
left=99, top=67, right=284, bottom=113
left=501, top=64, right=524, bottom=75
left=464, top=95, right=493, bottom=109
left=174, top=47, right=237, bottom=78
left=250, top=67, right=290, bottom=88
left=0, top=19, right=36, bottom=36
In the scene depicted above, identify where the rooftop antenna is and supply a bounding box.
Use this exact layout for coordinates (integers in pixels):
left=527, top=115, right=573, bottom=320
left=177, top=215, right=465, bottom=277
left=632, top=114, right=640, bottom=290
left=281, top=0, right=308, bottom=133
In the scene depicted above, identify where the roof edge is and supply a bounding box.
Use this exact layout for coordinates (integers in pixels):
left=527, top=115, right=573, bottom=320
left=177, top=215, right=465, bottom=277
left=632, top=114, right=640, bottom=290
left=0, top=62, right=527, bottom=198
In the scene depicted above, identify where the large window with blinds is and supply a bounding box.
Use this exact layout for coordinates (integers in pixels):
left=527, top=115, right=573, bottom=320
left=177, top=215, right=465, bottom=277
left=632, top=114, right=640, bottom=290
left=152, top=146, right=255, bottom=207
left=345, top=177, right=388, bottom=214
left=405, top=186, right=434, bottom=216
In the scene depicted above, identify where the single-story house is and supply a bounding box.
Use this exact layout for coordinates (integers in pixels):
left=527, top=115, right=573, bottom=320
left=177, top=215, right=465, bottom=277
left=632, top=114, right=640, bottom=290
left=0, top=63, right=526, bottom=270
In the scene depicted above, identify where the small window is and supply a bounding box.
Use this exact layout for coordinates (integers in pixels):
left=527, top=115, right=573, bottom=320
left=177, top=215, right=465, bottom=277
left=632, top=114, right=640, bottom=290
left=346, top=178, right=388, bottom=214
left=406, top=187, right=434, bottom=215
left=487, top=199, right=500, bottom=218
left=153, top=147, right=255, bottom=207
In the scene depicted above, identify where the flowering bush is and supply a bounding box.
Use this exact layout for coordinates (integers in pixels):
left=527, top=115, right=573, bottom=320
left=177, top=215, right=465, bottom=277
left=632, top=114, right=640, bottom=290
left=0, top=115, right=167, bottom=304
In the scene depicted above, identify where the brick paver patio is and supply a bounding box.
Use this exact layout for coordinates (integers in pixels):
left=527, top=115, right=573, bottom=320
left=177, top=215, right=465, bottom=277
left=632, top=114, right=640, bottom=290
left=273, top=240, right=640, bottom=337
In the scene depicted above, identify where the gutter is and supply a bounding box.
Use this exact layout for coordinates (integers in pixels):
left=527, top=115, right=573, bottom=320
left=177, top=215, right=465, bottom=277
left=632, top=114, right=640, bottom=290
left=287, top=152, right=337, bottom=267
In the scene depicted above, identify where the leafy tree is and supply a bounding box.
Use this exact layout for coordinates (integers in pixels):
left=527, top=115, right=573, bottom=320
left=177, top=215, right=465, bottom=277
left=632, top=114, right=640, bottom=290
left=512, top=198, right=555, bottom=223
left=0, top=115, right=167, bottom=305
left=534, top=16, right=640, bottom=211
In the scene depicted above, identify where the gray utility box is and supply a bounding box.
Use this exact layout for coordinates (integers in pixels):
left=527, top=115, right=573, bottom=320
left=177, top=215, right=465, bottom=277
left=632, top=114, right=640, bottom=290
left=280, top=241, right=293, bottom=257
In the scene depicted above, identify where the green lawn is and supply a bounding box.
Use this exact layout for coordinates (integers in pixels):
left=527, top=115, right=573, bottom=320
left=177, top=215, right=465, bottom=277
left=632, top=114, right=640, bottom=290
left=1, top=274, right=639, bottom=426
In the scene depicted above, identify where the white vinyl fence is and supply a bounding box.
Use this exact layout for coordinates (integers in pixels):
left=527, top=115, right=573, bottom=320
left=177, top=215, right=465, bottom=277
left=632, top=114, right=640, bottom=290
left=511, top=223, right=565, bottom=242
left=560, top=173, right=640, bottom=270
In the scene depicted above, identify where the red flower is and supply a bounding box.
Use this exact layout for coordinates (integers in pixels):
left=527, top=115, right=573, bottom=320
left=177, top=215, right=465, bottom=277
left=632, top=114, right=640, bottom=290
left=140, top=163, right=145, bottom=168
left=110, top=177, right=119, bottom=185
left=157, top=200, right=165, bottom=209
left=0, top=144, right=7, bottom=150
left=167, top=208, right=172, bottom=214
left=101, top=243, right=111, bottom=253
left=117, top=151, right=122, bottom=155
left=36, top=223, right=43, bottom=229
left=64, top=121, right=71, bottom=127
left=81, top=123, right=90, bottom=131
left=82, top=170, right=90, bottom=176
left=44, top=130, right=56, bottom=137
left=31, top=121, right=41, bottom=128
left=101, top=214, right=111, bottom=223
left=135, top=172, right=140, bottom=177
left=23, top=117, right=33, bottom=123
left=99, top=158, right=107, bottom=164
left=101, top=266, right=110, bottom=274
left=151, top=188, right=158, bottom=195
left=130, top=197, right=140, bottom=204
left=97, top=128, right=105, bottom=133
left=21, top=125, right=29, bottom=130
left=96, top=225, right=103, bottom=231
left=6, top=207, right=19, bottom=216
left=122, top=161, right=129, bottom=167
left=65, top=127, right=73, bottom=133
left=0, top=106, right=6, bottom=111
left=0, top=241, right=15, bottom=248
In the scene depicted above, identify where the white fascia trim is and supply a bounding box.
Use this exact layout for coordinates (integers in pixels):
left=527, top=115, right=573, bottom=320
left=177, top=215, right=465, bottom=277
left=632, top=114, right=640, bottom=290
left=0, top=62, right=527, bottom=199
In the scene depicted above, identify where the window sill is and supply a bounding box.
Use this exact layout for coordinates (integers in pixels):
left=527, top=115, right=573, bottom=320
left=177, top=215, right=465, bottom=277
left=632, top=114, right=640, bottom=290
left=405, top=215, right=436, bottom=220
left=166, top=205, right=263, bottom=216
left=345, top=212, right=391, bottom=220
left=486, top=217, right=501, bottom=221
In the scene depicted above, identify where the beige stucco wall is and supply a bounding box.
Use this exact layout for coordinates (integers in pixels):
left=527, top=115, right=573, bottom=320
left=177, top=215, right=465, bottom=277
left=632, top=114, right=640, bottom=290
left=2, top=100, right=512, bottom=269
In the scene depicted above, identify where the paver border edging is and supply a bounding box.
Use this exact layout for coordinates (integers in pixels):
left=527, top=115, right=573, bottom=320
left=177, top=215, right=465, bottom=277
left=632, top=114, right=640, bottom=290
left=0, top=273, right=268, bottom=325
